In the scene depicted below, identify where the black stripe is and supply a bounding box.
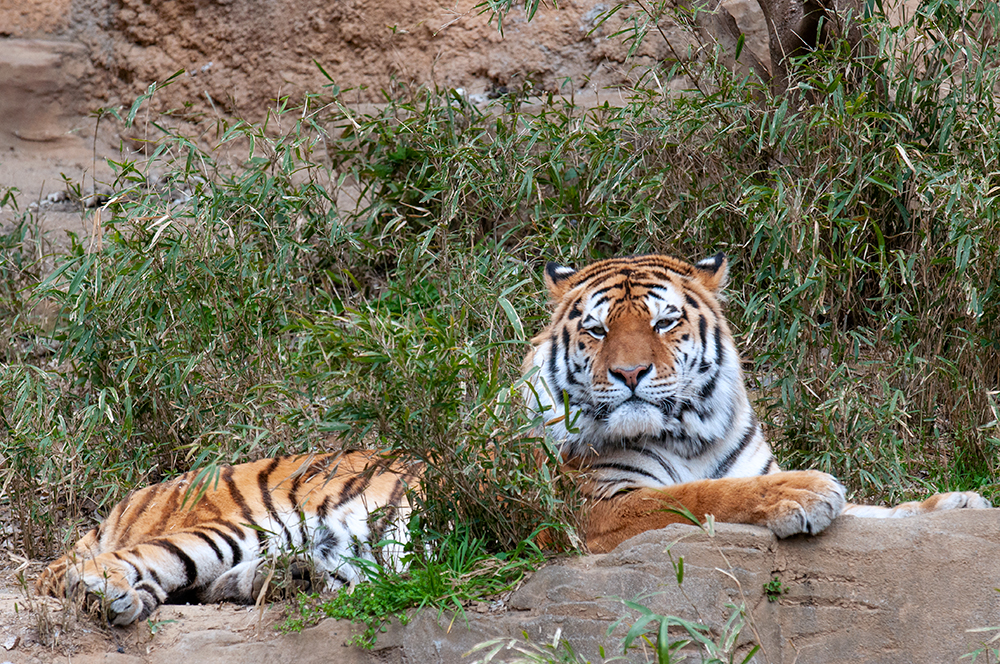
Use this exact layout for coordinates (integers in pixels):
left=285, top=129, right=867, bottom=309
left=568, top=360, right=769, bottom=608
left=713, top=324, right=723, bottom=363
left=334, top=473, right=372, bottom=509
left=257, top=458, right=281, bottom=514
left=759, top=455, right=775, bottom=476
left=214, top=519, right=246, bottom=540
left=547, top=332, right=560, bottom=384
left=699, top=373, right=718, bottom=400
left=317, top=494, right=332, bottom=521
left=699, top=322, right=714, bottom=373
left=711, top=419, right=758, bottom=479
left=289, top=471, right=304, bottom=505
left=372, top=479, right=407, bottom=544
left=650, top=451, right=681, bottom=483
left=223, top=467, right=255, bottom=525
left=135, top=580, right=167, bottom=602
left=561, top=328, right=580, bottom=386
left=684, top=292, right=700, bottom=309
left=387, top=477, right=406, bottom=507
left=149, top=539, right=199, bottom=588
left=588, top=461, right=663, bottom=482
left=619, top=442, right=681, bottom=483
left=288, top=471, right=309, bottom=544
left=191, top=530, right=225, bottom=562
left=258, top=458, right=294, bottom=545
left=111, top=553, right=141, bottom=582
left=223, top=466, right=265, bottom=546
left=633, top=278, right=671, bottom=289
left=205, top=525, right=243, bottom=566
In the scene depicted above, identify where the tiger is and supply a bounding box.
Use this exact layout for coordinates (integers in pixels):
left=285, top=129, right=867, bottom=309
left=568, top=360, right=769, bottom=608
left=521, top=253, right=990, bottom=551
left=36, top=252, right=992, bottom=625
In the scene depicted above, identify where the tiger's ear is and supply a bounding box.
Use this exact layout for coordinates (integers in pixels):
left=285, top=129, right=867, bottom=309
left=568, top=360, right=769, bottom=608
left=694, top=252, right=728, bottom=293
left=544, top=262, right=577, bottom=300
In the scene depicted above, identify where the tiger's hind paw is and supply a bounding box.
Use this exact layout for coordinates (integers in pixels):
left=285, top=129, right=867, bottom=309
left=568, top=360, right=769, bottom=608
left=760, top=470, right=847, bottom=538
left=918, top=491, right=992, bottom=512
left=65, top=563, right=160, bottom=626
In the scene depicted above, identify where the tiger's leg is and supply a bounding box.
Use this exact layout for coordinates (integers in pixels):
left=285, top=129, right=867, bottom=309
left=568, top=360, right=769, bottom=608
left=203, top=557, right=326, bottom=603
left=585, top=470, right=845, bottom=553
left=56, top=529, right=258, bottom=626
left=202, top=560, right=264, bottom=604
left=843, top=491, right=991, bottom=518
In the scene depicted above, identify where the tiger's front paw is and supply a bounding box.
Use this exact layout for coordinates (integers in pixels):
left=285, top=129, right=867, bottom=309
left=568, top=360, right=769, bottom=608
left=758, top=470, right=846, bottom=538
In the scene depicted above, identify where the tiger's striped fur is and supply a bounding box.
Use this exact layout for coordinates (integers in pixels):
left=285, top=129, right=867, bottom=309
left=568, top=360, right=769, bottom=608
left=37, top=252, right=990, bottom=623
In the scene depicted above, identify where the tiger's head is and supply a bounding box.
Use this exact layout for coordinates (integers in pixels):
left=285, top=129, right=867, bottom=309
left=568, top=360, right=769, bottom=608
left=523, top=253, right=751, bottom=461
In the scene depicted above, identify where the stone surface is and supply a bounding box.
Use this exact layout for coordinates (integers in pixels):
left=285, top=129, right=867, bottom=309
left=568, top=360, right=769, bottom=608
left=384, top=511, right=1000, bottom=663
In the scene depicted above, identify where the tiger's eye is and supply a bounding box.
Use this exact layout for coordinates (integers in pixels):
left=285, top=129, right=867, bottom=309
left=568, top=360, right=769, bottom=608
left=654, top=319, right=679, bottom=333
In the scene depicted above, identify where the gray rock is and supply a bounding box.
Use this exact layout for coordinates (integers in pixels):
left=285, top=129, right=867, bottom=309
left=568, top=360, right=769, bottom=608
left=384, top=509, right=1000, bottom=663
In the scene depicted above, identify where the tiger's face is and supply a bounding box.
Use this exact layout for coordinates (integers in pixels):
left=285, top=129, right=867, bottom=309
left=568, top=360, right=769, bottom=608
left=524, top=253, right=746, bottom=460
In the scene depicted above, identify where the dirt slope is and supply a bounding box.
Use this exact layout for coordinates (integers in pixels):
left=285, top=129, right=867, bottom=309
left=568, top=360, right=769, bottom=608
left=1, top=0, right=769, bottom=118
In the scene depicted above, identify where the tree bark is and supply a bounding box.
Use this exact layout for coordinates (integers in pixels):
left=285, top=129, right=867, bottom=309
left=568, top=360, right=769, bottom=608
left=755, top=0, right=866, bottom=93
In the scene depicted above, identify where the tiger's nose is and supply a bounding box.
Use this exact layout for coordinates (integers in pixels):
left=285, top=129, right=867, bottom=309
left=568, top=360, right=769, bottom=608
left=610, top=364, right=652, bottom=391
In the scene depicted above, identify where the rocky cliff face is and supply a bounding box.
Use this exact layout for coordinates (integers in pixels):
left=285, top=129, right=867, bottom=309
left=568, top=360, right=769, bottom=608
left=0, top=0, right=767, bottom=231
left=0, top=0, right=769, bottom=117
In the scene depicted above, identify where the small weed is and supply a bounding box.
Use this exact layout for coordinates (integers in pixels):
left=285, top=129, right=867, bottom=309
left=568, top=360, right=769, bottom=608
left=147, top=618, right=177, bottom=635
left=763, top=577, right=786, bottom=603
left=964, top=628, right=1000, bottom=664
left=615, top=597, right=757, bottom=664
